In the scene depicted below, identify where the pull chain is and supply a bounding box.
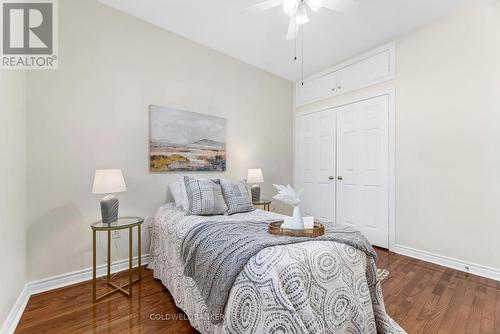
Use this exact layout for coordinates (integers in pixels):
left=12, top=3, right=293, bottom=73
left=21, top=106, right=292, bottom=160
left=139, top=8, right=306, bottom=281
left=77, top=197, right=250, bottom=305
left=301, top=4, right=304, bottom=86
left=294, top=22, right=297, bottom=61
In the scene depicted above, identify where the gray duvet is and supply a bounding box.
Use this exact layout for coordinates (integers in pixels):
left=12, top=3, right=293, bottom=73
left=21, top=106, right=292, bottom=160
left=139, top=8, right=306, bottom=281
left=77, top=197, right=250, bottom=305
left=181, top=220, right=377, bottom=324
left=149, top=204, right=406, bottom=333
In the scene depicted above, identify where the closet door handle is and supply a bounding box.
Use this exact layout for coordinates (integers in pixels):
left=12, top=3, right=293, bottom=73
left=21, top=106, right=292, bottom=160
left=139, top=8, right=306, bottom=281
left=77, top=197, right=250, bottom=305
left=337, top=176, right=343, bottom=181
left=328, top=176, right=334, bottom=180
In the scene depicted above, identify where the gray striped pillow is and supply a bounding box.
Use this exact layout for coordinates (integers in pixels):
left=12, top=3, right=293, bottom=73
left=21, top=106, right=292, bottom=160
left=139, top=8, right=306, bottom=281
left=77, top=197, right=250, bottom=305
left=183, top=176, right=228, bottom=216
left=220, top=180, right=255, bottom=215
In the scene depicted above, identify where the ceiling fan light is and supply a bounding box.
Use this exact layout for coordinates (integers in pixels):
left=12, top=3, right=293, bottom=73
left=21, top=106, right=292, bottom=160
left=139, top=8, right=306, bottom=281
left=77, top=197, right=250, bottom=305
left=295, top=7, right=309, bottom=24
left=283, top=0, right=299, bottom=16
left=306, top=0, right=324, bottom=11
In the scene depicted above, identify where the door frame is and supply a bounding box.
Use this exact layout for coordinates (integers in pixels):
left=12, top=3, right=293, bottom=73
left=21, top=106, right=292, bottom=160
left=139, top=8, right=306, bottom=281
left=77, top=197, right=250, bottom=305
left=294, top=87, right=396, bottom=250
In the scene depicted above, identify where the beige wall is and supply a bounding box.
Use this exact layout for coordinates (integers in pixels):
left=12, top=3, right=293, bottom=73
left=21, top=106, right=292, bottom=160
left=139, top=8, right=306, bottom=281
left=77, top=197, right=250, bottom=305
left=0, top=71, right=27, bottom=325
left=26, top=0, right=293, bottom=280
left=11, top=0, right=499, bottom=293
left=296, top=1, right=500, bottom=270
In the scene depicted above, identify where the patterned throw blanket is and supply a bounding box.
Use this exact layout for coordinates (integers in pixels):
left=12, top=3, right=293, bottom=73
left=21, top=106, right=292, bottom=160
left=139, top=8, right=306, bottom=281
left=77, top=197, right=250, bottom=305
left=180, top=220, right=377, bottom=324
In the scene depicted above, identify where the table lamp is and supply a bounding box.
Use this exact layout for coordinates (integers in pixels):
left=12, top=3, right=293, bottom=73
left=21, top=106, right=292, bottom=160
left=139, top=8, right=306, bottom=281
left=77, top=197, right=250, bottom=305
left=92, top=169, right=127, bottom=224
left=247, top=168, right=264, bottom=202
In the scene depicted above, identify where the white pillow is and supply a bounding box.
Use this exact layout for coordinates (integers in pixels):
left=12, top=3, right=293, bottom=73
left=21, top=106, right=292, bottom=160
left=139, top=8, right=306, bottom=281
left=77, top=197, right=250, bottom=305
left=169, top=181, right=183, bottom=208
left=177, top=175, right=190, bottom=211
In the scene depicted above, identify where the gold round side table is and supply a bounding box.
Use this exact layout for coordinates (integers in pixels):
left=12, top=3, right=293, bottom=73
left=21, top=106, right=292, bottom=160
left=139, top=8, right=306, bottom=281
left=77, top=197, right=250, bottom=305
left=90, top=216, right=144, bottom=303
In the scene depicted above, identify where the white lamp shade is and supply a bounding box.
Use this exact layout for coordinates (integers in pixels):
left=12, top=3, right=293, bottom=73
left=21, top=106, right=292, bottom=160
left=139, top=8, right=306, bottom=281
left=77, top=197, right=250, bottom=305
left=92, top=169, right=127, bottom=194
left=247, top=168, right=264, bottom=184
left=295, top=7, right=309, bottom=24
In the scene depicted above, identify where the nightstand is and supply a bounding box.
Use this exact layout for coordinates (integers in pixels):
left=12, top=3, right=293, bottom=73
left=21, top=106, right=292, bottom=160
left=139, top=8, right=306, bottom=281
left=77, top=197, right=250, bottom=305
left=90, top=216, right=144, bottom=303
left=253, top=199, right=271, bottom=211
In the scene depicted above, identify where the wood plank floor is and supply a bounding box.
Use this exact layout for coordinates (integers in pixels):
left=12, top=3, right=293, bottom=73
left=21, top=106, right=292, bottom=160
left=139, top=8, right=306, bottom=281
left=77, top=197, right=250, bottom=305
left=15, top=249, right=500, bottom=333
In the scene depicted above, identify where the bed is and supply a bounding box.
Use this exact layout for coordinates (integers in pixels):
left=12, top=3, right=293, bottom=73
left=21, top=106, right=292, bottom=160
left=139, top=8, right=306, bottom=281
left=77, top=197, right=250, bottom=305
left=148, top=203, right=406, bottom=334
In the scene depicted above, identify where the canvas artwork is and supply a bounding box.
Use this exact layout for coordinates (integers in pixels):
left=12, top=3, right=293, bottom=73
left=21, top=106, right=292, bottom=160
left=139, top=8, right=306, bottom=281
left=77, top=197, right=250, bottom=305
left=149, top=105, right=226, bottom=172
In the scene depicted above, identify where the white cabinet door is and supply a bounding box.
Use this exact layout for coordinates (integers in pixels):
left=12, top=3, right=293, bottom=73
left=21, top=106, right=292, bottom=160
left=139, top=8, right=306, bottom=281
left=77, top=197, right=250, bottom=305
left=295, top=43, right=395, bottom=107
left=336, top=50, right=391, bottom=94
left=295, top=110, right=335, bottom=222
left=296, top=72, right=337, bottom=105
left=336, top=95, right=389, bottom=248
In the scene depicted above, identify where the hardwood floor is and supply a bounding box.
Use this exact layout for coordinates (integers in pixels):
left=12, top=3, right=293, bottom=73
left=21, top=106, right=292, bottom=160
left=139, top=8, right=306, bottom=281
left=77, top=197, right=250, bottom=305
left=15, top=249, right=500, bottom=333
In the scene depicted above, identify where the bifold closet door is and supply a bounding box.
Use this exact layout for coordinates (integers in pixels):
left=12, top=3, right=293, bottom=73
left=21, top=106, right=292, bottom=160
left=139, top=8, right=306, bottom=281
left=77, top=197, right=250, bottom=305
left=295, top=110, right=335, bottom=222
left=336, top=95, right=389, bottom=248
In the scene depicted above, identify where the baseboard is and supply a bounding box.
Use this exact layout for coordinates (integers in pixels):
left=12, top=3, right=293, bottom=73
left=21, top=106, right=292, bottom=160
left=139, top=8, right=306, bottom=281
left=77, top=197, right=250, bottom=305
left=0, top=285, right=30, bottom=334
left=28, top=253, right=150, bottom=295
left=0, top=253, right=149, bottom=334
left=393, top=245, right=500, bottom=282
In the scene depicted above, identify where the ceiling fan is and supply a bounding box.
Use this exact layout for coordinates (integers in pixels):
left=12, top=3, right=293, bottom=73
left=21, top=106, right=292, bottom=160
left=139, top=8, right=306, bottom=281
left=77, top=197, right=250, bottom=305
left=244, top=0, right=359, bottom=40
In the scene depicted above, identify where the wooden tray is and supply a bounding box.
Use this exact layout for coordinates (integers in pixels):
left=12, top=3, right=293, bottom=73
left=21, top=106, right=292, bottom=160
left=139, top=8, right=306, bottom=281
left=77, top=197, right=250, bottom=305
left=268, top=221, right=325, bottom=237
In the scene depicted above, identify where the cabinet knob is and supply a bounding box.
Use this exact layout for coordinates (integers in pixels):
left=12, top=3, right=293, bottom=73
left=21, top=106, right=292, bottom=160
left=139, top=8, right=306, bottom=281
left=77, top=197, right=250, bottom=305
left=337, top=176, right=343, bottom=181
left=337, top=86, right=342, bottom=90
left=331, top=88, right=336, bottom=92
left=328, top=176, right=334, bottom=180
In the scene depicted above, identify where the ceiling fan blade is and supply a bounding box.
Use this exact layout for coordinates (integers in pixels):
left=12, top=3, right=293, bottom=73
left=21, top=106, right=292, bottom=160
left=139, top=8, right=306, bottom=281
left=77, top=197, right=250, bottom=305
left=322, top=0, right=359, bottom=13
left=242, top=0, right=283, bottom=14
left=286, top=16, right=299, bottom=40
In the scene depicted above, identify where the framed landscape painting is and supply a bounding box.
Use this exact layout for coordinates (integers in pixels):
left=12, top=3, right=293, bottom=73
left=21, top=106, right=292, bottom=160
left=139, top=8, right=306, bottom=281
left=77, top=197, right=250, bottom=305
left=149, top=105, right=226, bottom=172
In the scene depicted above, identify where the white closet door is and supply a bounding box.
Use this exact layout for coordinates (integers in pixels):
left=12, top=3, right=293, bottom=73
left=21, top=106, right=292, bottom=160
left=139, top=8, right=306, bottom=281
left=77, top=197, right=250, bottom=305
left=336, top=95, right=389, bottom=248
left=295, top=110, right=335, bottom=222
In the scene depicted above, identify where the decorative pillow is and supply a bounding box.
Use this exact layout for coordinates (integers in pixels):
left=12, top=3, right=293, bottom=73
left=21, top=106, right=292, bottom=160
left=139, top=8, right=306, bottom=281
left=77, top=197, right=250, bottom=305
left=177, top=175, right=190, bottom=211
left=169, top=181, right=183, bottom=208
left=220, top=179, right=255, bottom=215
left=183, top=176, right=228, bottom=215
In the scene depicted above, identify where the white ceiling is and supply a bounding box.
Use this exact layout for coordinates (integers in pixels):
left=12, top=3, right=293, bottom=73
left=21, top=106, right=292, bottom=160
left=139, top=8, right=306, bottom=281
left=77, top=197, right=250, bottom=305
left=98, top=0, right=477, bottom=81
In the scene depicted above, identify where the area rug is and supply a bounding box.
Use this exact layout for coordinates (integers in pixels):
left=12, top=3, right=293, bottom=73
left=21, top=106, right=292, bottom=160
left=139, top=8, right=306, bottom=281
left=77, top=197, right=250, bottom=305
left=377, top=268, right=390, bottom=282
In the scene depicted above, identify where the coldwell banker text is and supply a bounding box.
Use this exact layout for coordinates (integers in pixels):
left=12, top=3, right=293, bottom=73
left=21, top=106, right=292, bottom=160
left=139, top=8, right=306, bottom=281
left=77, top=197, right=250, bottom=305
left=1, top=0, right=58, bottom=69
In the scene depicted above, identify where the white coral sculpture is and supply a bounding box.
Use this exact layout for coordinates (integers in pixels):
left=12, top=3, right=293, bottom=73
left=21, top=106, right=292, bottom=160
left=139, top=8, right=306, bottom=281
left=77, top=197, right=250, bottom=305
left=272, top=184, right=303, bottom=207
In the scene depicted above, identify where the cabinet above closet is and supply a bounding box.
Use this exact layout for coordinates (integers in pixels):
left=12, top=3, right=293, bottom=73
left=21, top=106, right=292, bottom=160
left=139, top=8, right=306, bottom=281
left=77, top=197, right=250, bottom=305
left=295, top=42, right=396, bottom=107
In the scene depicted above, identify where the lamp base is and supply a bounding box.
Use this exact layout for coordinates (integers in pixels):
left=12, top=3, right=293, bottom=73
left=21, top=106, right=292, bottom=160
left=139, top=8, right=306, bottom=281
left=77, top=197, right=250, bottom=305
left=101, top=195, right=119, bottom=224
left=251, top=185, right=261, bottom=202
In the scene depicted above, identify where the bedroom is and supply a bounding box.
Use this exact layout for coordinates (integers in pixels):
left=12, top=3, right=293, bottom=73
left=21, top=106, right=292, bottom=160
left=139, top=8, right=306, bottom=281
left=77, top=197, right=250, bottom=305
left=0, top=0, right=499, bottom=333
